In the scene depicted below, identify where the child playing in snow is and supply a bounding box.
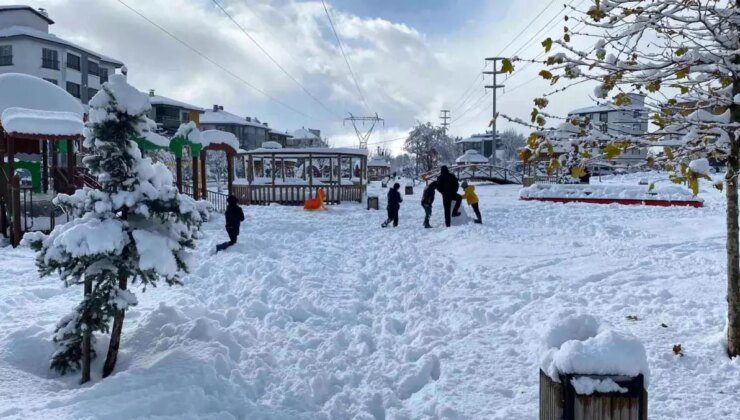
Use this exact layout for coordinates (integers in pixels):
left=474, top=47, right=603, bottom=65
left=216, top=195, right=245, bottom=252
left=461, top=181, right=482, bottom=224
left=382, top=183, right=403, bottom=228
left=421, top=181, right=437, bottom=228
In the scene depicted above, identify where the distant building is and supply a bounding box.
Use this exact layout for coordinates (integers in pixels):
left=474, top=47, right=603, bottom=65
left=288, top=127, right=327, bottom=148
left=455, top=132, right=501, bottom=160
left=267, top=129, right=292, bottom=147
left=147, top=90, right=204, bottom=136
left=0, top=5, right=124, bottom=104
left=200, top=105, right=271, bottom=151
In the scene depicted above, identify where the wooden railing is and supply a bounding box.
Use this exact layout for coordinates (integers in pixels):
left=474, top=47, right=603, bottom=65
left=204, top=189, right=229, bottom=213
left=421, top=164, right=523, bottom=185
left=233, top=184, right=365, bottom=206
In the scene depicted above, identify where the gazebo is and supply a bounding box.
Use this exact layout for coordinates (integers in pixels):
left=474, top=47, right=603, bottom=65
left=367, top=156, right=391, bottom=181
left=0, top=73, right=85, bottom=246
left=237, top=147, right=367, bottom=205
left=455, top=149, right=489, bottom=165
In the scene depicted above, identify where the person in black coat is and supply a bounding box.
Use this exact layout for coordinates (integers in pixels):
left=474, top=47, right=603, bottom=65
left=435, top=166, right=463, bottom=227
left=216, top=195, right=245, bottom=252
left=382, top=183, right=403, bottom=228
left=421, top=181, right=437, bottom=228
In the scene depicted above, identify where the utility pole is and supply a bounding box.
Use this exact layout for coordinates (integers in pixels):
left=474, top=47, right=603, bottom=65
left=439, top=110, right=451, bottom=135
left=484, top=57, right=505, bottom=165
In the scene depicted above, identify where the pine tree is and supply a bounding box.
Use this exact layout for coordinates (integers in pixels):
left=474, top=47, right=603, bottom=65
left=24, top=75, right=210, bottom=383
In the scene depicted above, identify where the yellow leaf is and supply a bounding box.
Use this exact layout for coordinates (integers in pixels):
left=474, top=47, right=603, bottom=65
left=534, top=97, right=549, bottom=109
left=501, top=58, right=514, bottom=74
left=646, top=80, right=661, bottom=93
left=613, top=92, right=632, bottom=106
left=715, top=181, right=724, bottom=192
left=688, top=177, right=699, bottom=195
left=563, top=33, right=571, bottom=43
left=663, top=146, right=674, bottom=160
left=675, top=47, right=688, bottom=57
left=519, top=148, right=533, bottom=162
left=546, top=158, right=560, bottom=175
left=530, top=108, right=539, bottom=123
left=539, top=70, right=553, bottom=80
left=648, top=183, right=655, bottom=192
left=571, top=167, right=586, bottom=178
left=603, top=144, right=623, bottom=159
left=676, top=67, right=690, bottom=79
left=542, top=37, right=553, bottom=52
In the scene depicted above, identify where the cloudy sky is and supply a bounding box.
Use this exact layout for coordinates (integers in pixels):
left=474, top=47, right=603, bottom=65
left=8, top=0, right=597, bottom=153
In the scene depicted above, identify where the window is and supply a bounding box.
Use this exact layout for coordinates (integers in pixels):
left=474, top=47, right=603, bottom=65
left=66, top=53, right=80, bottom=70
left=66, top=81, right=80, bottom=98
left=633, top=123, right=641, bottom=132
left=633, top=109, right=641, bottom=119
left=42, top=48, right=59, bottom=69
left=88, top=60, right=99, bottom=76
left=43, top=78, right=58, bottom=85
left=87, top=88, right=98, bottom=100
left=99, top=67, right=108, bottom=83
left=599, top=112, right=608, bottom=122
left=0, top=45, right=12, bottom=66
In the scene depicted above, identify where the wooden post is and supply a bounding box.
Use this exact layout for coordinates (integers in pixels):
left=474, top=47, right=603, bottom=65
left=7, top=136, right=14, bottom=191
left=271, top=154, right=276, bottom=202
left=227, top=152, right=234, bottom=196
left=308, top=154, right=313, bottom=187
left=42, top=140, right=48, bottom=193
left=348, top=157, right=353, bottom=182
left=66, top=139, right=75, bottom=193
left=11, top=175, right=21, bottom=247
left=191, top=154, right=199, bottom=200
left=329, top=157, right=334, bottom=184
left=248, top=154, right=254, bottom=184
left=176, top=157, right=183, bottom=193
left=281, top=157, right=286, bottom=183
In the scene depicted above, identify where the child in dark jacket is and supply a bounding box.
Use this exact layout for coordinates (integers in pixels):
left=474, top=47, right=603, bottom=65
left=421, top=181, right=437, bottom=228
left=382, top=183, right=403, bottom=228
left=216, top=195, right=245, bottom=252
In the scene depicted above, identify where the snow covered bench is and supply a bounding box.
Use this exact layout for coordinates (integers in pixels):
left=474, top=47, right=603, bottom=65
left=520, top=183, right=703, bottom=208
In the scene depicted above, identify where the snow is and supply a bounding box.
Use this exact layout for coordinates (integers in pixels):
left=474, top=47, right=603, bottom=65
left=261, top=141, right=283, bottom=149
left=132, top=230, right=178, bottom=278
left=520, top=183, right=702, bottom=202
left=689, top=158, right=711, bottom=176
left=200, top=129, right=239, bottom=150
left=570, top=377, right=627, bottom=395
left=2, top=172, right=740, bottom=418
left=0, top=73, right=84, bottom=116
left=455, top=149, right=489, bottom=164
left=368, top=156, right=391, bottom=168
left=291, top=127, right=320, bottom=139
left=148, top=95, right=204, bottom=112
left=0, top=107, right=83, bottom=137
left=200, top=109, right=266, bottom=128
left=90, top=74, right=151, bottom=117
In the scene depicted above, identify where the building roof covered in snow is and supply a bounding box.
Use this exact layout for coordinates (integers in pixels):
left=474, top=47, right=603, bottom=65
left=368, top=156, right=391, bottom=167
left=291, top=127, right=320, bottom=140
left=569, top=93, right=646, bottom=115
left=456, top=149, right=489, bottom=164
left=200, top=108, right=268, bottom=128
left=149, top=95, right=204, bottom=112
left=456, top=133, right=492, bottom=144
left=0, top=5, right=54, bottom=24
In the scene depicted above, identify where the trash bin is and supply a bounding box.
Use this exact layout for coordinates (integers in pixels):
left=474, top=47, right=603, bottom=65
left=405, top=186, right=413, bottom=195
left=367, top=196, right=379, bottom=210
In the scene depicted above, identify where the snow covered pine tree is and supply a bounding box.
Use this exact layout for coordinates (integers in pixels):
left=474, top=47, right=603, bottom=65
left=23, top=75, right=210, bottom=383
left=507, top=0, right=740, bottom=356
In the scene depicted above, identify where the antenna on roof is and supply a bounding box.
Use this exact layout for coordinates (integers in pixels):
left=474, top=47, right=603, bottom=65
left=37, top=8, right=48, bottom=17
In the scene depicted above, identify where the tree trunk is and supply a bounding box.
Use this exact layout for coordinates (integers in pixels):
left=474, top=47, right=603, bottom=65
left=102, top=272, right=128, bottom=378
left=728, top=40, right=740, bottom=357
left=80, top=277, right=92, bottom=384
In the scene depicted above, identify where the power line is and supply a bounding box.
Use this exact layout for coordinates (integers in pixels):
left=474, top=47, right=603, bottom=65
left=494, top=0, right=558, bottom=58
left=210, top=0, right=342, bottom=119
left=320, top=0, right=372, bottom=114
left=115, top=0, right=317, bottom=121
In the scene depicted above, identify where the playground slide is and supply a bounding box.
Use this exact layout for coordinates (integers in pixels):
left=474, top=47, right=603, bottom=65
left=304, top=188, right=326, bottom=211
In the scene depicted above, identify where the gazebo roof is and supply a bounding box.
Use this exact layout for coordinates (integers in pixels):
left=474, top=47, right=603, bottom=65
left=368, top=156, right=391, bottom=168
left=0, top=73, right=84, bottom=138
left=201, top=129, right=239, bottom=150
left=244, top=147, right=368, bottom=158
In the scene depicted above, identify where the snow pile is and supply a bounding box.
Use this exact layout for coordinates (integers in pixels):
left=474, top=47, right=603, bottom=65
left=173, top=121, right=201, bottom=143
left=541, top=313, right=649, bottom=387
left=689, top=158, right=711, bottom=176
left=0, top=73, right=84, bottom=116
left=1, top=107, right=83, bottom=137
left=200, top=129, right=239, bottom=150
left=455, top=149, right=488, bottom=164
left=570, top=377, right=627, bottom=395
left=88, top=74, right=150, bottom=117
left=520, top=183, right=702, bottom=202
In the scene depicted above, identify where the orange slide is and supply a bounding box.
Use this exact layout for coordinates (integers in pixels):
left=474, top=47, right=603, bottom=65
left=304, top=188, right=326, bottom=211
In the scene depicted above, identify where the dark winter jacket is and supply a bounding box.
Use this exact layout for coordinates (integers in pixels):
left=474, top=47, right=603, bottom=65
left=225, top=201, right=245, bottom=232
left=387, top=188, right=403, bottom=210
left=422, top=182, right=437, bottom=205
left=436, top=166, right=459, bottom=198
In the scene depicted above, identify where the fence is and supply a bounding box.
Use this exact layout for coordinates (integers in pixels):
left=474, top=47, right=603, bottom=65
left=232, top=184, right=365, bottom=206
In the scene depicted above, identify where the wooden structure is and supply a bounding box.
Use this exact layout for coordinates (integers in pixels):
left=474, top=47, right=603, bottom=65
left=236, top=147, right=368, bottom=205
left=0, top=73, right=85, bottom=247
left=540, top=370, right=647, bottom=420
left=422, top=164, right=522, bottom=185
left=367, top=156, right=391, bottom=181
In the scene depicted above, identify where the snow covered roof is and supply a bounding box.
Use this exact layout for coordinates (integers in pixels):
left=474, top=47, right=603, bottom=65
left=261, top=141, right=283, bottom=149
left=200, top=109, right=268, bottom=128
left=0, top=25, right=123, bottom=66
left=1, top=107, right=83, bottom=137
left=368, top=156, right=391, bottom=167
left=0, top=74, right=84, bottom=136
left=149, top=95, right=204, bottom=112
left=291, top=127, right=319, bottom=140
left=200, top=129, right=239, bottom=150
left=456, top=133, right=491, bottom=144
left=456, top=149, right=488, bottom=164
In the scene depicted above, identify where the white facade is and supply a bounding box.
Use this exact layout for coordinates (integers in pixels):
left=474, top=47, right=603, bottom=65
left=0, top=6, right=123, bottom=104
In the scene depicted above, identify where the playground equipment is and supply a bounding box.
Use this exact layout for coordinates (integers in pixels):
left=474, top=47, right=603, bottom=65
left=304, top=188, right=326, bottom=211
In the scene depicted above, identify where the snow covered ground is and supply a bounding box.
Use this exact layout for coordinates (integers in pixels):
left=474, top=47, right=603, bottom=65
left=1, top=173, right=739, bottom=419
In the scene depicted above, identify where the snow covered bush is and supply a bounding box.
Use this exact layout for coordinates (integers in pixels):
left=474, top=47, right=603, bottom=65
left=23, top=75, right=210, bottom=383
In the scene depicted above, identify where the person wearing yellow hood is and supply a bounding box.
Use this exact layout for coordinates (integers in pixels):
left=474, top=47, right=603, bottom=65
left=461, top=181, right=482, bottom=224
